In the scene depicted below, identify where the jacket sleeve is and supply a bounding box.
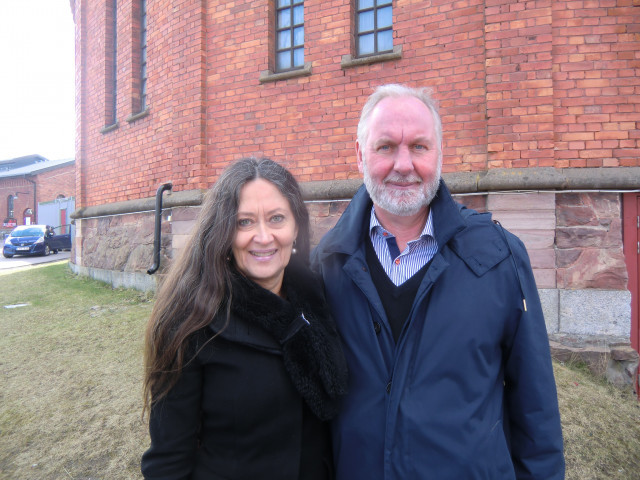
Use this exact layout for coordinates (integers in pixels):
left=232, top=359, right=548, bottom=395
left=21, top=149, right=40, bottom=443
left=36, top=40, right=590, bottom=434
left=502, top=235, right=565, bottom=480
left=141, top=351, right=203, bottom=480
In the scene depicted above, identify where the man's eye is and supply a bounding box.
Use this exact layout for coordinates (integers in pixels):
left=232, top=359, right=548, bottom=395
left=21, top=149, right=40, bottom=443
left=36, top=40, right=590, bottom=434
left=413, top=144, right=427, bottom=150
left=378, top=145, right=391, bottom=151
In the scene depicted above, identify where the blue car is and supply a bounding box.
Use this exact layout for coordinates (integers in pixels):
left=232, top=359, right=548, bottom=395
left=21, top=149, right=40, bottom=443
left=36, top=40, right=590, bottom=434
left=3, top=225, right=72, bottom=258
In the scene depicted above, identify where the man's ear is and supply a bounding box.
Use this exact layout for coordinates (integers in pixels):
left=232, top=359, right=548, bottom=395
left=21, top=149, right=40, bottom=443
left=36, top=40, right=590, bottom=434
left=356, top=141, right=364, bottom=174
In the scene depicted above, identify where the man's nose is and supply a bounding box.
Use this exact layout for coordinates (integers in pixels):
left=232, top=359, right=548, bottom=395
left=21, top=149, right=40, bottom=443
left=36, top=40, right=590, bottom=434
left=394, top=146, right=414, bottom=175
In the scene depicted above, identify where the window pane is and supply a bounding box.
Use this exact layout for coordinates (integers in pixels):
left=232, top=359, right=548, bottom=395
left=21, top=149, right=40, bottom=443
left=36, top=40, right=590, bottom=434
left=293, top=26, right=304, bottom=47
left=358, top=10, right=374, bottom=33
left=358, top=0, right=374, bottom=9
left=278, top=8, right=291, bottom=28
left=278, top=30, right=291, bottom=49
left=358, top=33, right=374, bottom=55
left=277, top=0, right=291, bottom=6
left=377, top=0, right=392, bottom=6
left=377, top=29, right=393, bottom=52
left=293, top=5, right=303, bottom=24
left=277, top=51, right=291, bottom=70
left=377, top=6, right=392, bottom=28
left=293, top=47, right=304, bottom=67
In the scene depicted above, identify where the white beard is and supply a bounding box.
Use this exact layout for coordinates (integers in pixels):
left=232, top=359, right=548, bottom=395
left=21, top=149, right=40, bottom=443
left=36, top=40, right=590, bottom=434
left=362, top=161, right=441, bottom=217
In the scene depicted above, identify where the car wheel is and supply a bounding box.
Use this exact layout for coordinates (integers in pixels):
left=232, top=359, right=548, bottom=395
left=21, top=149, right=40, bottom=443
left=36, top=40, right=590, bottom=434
left=3, top=253, right=13, bottom=258
left=53, top=249, right=58, bottom=254
left=44, top=245, right=50, bottom=256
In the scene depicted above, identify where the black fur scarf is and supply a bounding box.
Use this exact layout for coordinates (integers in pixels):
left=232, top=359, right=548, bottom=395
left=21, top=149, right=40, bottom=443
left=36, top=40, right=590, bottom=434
left=229, top=262, right=348, bottom=421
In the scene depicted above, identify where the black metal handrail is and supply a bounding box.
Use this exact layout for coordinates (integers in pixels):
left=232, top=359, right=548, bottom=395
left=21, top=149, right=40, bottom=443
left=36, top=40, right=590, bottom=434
left=147, top=182, right=173, bottom=275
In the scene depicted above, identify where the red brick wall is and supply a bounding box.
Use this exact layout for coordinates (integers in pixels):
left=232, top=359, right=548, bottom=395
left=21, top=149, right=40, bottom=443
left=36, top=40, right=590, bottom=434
left=34, top=165, right=76, bottom=202
left=0, top=179, right=34, bottom=225
left=0, top=164, right=75, bottom=227
left=74, top=0, right=640, bottom=208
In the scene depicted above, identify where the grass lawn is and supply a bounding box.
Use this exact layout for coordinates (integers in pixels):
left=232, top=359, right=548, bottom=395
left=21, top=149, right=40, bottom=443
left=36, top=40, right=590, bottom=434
left=0, top=262, right=639, bottom=479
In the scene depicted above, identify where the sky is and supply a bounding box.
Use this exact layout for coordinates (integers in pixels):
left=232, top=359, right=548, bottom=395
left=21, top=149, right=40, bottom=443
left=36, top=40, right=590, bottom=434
left=0, top=1, right=76, bottom=161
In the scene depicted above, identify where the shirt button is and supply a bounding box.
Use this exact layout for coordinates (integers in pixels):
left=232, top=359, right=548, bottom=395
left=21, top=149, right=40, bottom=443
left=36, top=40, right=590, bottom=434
left=394, top=258, right=400, bottom=265
left=373, top=322, right=381, bottom=334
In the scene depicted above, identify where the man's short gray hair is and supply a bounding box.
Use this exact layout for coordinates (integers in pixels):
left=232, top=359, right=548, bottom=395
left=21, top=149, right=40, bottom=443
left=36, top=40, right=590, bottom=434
left=357, top=84, right=442, bottom=161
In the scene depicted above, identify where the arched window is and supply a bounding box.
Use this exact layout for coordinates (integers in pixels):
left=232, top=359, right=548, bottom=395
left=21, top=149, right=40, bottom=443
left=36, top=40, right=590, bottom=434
left=7, top=194, right=14, bottom=218
left=23, top=208, right=34, bottom=226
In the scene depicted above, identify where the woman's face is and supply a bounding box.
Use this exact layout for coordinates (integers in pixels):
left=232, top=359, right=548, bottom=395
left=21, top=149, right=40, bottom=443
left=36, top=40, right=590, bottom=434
left=232, top=178, right=298, bottom=296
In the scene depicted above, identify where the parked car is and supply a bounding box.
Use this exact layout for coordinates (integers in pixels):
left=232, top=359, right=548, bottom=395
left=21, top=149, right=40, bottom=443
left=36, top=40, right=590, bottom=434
left=3, top=225, right=71, bottom=258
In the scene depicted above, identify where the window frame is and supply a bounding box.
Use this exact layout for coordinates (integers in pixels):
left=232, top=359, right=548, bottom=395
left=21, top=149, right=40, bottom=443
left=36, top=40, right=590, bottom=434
left=127, top=0, right=149, bottom=122
left=355, top=0, right=393, bottom=58
left=103, top=0, right=118, bottom=130
left=274, top=0, right=305, bottom=73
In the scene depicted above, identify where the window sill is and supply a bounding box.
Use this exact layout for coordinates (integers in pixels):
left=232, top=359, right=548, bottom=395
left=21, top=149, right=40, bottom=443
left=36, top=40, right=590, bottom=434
left=126, top=108, right=150, bottom=123
left=100, top=122, right=119, bottom=134
left=259, top=62, right=312, bottom=83
left=341, top=45, right=402, bottom=69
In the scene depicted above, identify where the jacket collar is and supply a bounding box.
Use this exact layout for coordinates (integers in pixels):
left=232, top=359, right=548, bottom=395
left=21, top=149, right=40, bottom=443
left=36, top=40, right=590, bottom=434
left=317, top=180, right=466, bottom=257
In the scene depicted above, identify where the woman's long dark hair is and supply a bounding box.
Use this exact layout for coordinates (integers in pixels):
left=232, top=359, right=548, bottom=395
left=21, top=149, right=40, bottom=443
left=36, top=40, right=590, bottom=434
left=143, top=157, right=310, bottom=415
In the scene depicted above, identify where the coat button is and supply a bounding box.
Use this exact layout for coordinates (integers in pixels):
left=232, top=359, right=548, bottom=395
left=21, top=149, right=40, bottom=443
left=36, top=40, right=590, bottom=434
left=386, top=382, right=391, bottom=393
left=373, top=322, right=381, bottom=334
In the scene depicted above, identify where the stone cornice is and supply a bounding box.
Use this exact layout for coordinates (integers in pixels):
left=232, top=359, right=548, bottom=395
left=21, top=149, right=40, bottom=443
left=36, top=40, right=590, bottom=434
left=71, top=167, right=640, bottom=220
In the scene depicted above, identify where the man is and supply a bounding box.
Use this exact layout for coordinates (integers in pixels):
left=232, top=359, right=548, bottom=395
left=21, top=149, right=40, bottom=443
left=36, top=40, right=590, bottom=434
left=311, top=84, right=565, bottom=479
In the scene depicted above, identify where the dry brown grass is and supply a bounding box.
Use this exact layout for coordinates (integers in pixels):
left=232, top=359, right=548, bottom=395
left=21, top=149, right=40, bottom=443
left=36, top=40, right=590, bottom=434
left=555, top=361, right=640, bottom=480
left=0, top=263, right=151, bottom=479
left=0, top=262, right=639, bottom=479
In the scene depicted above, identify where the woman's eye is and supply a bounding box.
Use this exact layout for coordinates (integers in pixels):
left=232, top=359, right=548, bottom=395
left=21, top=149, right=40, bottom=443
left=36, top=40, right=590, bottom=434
left=271, top=214, right=285, bottom=223
left=237, top=218, right=252, bottom=227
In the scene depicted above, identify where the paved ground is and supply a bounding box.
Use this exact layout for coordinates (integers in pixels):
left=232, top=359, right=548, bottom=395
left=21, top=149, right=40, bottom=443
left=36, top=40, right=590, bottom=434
left=0, top=250, right=71, bottom=274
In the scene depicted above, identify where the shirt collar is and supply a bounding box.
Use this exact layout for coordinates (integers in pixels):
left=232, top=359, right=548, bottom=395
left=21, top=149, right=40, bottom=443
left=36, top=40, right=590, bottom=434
left=369, top=205, right=435, bottom=241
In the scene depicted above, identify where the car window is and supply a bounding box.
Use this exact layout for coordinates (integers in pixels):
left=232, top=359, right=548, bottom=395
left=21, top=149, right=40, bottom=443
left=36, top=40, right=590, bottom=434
left=12, top=228, right=45, bottom=238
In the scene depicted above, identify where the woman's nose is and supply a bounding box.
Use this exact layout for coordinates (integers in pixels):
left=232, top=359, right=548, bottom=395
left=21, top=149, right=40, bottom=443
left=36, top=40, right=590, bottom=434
left=253, top=221, right=273, bottom=243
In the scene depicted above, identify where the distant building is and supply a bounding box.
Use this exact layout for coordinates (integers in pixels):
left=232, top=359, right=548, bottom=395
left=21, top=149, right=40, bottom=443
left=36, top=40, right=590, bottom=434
left=0, top=154, right=75, bottom=236
left=70, top=0, right=639, bottom=384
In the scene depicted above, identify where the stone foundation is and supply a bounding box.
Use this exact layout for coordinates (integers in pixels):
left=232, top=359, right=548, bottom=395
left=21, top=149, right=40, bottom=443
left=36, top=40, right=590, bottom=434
left=70, top=173, right=639, bottom=389
left=549, top=334, right=639, bottom=388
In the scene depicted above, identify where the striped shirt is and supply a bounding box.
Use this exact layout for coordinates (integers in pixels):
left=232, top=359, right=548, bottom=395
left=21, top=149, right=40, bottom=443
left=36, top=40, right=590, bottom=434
left=369, top=206, right=438, bottom=286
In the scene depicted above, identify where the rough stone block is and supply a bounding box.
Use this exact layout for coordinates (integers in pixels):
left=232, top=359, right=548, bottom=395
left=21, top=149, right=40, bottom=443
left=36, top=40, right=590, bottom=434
left=171, top=206, right=200, bottom=222
left=528, top=248, right=555, bottom=269
left=539, top=288, right=559, bottom=334
left=559, top=289, right=631, bottom=336
left=514, top=229, right=555, bottom=250
left=487, top=192, right=555, bottom=211
left=171, top=219, right=197, bottom=236
left=556, top=219, right=623, bottom=249
left=533, top=268, right=556, bottom=289
left=556, top=248, right=628, bottom=289
left=491, top=209, right=556, bottom=231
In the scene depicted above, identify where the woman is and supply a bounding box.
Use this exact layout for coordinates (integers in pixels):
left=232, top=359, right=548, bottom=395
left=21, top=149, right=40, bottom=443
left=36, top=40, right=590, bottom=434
left=141, top=157, right=348, bottom=479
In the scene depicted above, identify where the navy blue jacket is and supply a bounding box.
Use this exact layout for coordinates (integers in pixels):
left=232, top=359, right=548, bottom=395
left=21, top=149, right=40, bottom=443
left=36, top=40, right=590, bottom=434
left=311, top=182, right=564, bottom=480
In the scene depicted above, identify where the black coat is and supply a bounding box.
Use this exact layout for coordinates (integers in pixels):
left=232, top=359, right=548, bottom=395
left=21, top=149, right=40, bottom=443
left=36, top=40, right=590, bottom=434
left=141, top=264, right=348, bottom=480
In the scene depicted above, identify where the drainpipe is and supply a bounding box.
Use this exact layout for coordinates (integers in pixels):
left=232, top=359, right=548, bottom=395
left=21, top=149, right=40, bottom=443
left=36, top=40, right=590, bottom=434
left=147, top=182, right=173, bottom=275
left=22, top=176, right=37, bottom=223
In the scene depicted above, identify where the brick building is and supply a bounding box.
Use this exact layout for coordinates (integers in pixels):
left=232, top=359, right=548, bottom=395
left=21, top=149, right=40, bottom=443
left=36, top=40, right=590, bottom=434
left=69, top=0, right=639, bottom=383
left=0, top=155, right=76, bottom=236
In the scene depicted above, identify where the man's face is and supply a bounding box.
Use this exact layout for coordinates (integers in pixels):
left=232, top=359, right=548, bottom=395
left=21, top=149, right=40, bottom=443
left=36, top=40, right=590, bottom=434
left=357, top=96, right=442, bottom=217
